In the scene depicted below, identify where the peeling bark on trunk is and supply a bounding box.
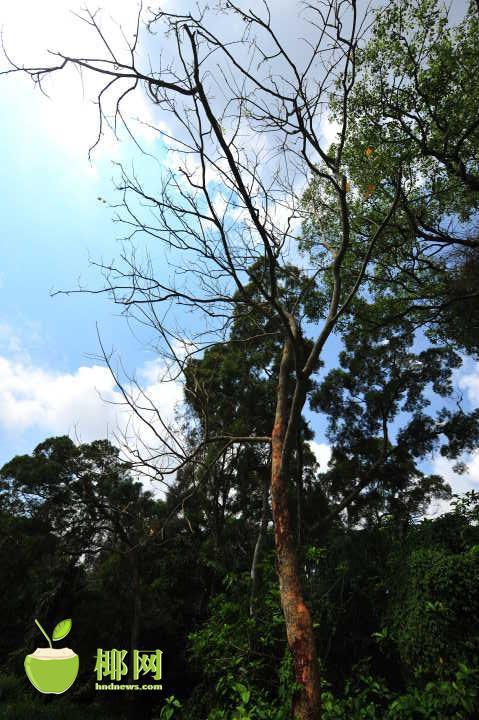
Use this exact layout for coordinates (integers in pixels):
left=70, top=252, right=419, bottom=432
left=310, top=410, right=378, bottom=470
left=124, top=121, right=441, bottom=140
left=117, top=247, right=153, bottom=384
left=271, top=340, right=321, bottom=720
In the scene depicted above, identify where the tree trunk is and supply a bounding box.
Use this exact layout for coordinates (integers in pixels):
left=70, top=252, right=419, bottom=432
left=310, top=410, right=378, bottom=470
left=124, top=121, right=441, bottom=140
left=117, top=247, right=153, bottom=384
left=250, top=470, right=270, bottom=618
left=296, top=425, right=304, bottom=548
left=271, top=340, right=321, bottom=720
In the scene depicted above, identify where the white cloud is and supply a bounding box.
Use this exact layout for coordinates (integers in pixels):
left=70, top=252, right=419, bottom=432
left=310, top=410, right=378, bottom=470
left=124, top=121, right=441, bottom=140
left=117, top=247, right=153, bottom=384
left=428, top=451, right=479, bottom=517
left=0, top=352, right=182, bottom=437
left=433, top=452, right=479, bottom=489
left=0, top=343, right=183, bottom=484
left=319, top=116, right=340, bottom=149
left=0, top=357, right=116, bottom=436
left=309, top=441, right=332, bottom=472
left=458, top=360, right=479, bottom=404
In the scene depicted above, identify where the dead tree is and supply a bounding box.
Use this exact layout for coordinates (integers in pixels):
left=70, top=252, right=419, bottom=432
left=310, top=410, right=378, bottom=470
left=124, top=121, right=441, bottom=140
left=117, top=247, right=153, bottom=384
left=1, top=3, right=422, bottom=717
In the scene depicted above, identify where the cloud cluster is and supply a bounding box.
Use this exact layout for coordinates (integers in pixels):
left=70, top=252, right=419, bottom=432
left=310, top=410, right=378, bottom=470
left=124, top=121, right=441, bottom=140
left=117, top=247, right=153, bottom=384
left=0, top=324, right=183, bottom=478
left=458, top=360, right=479, bottom=405
left=309, top=441, right=332, bottom=472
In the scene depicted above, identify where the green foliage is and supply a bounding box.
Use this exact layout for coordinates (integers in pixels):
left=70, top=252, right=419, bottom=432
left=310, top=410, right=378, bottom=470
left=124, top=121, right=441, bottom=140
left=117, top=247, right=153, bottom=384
left=186, top=564, right=295, bottom=720
left=321, top=664, right=479, bottom=720
left=159, top=695, right=182, bottom=720
left=301, top=0, right=479, bottom=365
left=182, top=505, right=479, bottom=718
left=1, top=434, right=479, bottom=719
left=208, top=674, right=288, bottom=720
left=385, top=664, right=479, bottom=719
left=342, top=0, right=478, bottom=350
left=387, top=544, right=479, bottom=679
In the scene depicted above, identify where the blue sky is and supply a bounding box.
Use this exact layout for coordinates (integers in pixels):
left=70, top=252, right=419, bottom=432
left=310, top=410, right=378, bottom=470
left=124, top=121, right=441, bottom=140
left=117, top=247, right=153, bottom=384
left=0, top=0, right=477, bottom=508
left=0, top=1, right=182, bottom=467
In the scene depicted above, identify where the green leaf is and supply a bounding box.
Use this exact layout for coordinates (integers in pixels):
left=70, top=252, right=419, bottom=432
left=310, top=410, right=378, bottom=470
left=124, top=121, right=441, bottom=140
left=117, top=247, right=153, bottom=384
left=52, top=618, right=72, bottom=641
left=234, top=683, right=250, bottom=705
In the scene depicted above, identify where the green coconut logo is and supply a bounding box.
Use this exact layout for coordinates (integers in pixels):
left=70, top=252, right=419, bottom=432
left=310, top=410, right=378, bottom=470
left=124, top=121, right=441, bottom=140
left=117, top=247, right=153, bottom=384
left=24, top=618, right=79, bottom=694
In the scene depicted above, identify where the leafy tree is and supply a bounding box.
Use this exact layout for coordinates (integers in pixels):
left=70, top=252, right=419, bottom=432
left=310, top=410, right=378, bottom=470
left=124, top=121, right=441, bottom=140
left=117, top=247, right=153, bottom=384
left=323, top=0, right=479, bottom=340
left=309, top=317, right=479, bottom=530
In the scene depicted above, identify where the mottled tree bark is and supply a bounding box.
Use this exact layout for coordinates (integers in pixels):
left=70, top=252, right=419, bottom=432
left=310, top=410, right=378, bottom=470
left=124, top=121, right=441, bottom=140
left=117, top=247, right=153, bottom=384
left=271, top=340, right=321, bottom=720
